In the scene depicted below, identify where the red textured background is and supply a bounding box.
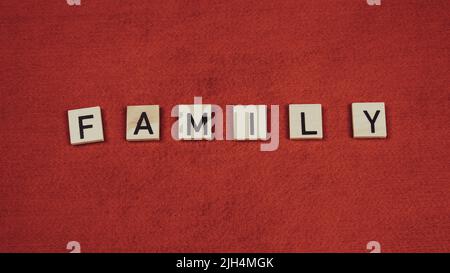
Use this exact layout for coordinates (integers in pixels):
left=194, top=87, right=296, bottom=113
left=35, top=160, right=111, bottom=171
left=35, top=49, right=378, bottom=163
left=0, top=0, right=449, bottom=253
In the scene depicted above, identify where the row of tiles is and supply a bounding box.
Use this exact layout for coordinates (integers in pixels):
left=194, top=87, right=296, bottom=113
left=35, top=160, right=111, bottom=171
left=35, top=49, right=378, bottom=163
left=67, top=103, right=387, bottom=145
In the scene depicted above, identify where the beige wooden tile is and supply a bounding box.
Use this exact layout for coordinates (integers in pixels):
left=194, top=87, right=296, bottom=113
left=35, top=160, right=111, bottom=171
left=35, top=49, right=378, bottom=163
left=232, top=105, right=267, bottom=140
left=68, top=106, right=104, bottom=145
left=352, top=102, right=387, bottom=138
left=178, top=104, right=213, bottom=140
left=289, top=104, right=323, bottom=139
left=126, top=105, right=160, bottom=141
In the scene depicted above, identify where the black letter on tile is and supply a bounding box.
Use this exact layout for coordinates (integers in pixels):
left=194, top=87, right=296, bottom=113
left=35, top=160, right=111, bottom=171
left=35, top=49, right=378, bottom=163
left=249, top=113, right=255, bottom=135
left=301, top=112, right=317, bottom=135
left=78, top=115, right=94, bottom=139
left=188, top=113, right=208, bottom=135
left=134, top=112, right=154, bottom=135
left=363, top=110, right=380, bottom=133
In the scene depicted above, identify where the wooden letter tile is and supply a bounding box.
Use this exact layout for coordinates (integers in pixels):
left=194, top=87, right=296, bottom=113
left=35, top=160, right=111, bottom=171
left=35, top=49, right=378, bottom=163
left=289, top=104, right=323, bottom=139
left=126, top=105, right=160, bottom=141
left=178, top=104, right=212, bottom=140
left=68, top=106, right=104, bottom=145
left=232, top=105, right=267, bottom=140
left=352, top=102, right=387, bottom=138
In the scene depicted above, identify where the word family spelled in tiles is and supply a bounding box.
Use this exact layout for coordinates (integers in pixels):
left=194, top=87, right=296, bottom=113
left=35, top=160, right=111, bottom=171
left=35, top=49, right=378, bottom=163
left=126, top=105, right=160, bottom=141
left=67, top=102, right=388, bottom=146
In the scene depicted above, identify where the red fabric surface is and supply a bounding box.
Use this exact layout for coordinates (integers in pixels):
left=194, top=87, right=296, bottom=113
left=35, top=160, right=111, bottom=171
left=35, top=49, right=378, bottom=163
left=0, top=0, right=449, bottom=253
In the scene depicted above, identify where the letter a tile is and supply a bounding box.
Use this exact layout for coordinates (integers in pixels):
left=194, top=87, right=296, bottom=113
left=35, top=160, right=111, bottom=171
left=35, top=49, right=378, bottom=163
left=126, top=105, right=160, bottom=141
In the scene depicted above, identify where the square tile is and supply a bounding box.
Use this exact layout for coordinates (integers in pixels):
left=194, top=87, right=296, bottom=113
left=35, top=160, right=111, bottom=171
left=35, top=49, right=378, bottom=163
left=68, top=106, right=104, bottom=145
left=232, top=105, right=267, bottom=140
left=178, top=104, right=213, bottom=140
left=289, top=104, right=323, bottom=139
left=352, top=102, right=387, bottom=138
left=126, top=105, right=160, bottom=141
